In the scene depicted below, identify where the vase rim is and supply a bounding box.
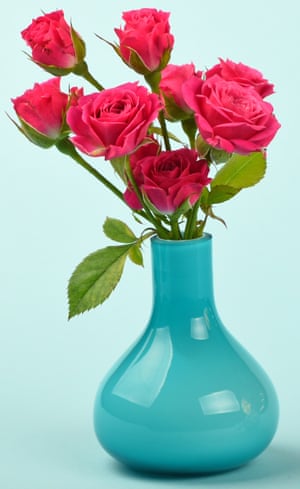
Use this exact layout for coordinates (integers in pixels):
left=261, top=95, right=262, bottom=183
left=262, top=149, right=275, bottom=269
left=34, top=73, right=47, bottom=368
left=151, top=233, right=212, bottom=245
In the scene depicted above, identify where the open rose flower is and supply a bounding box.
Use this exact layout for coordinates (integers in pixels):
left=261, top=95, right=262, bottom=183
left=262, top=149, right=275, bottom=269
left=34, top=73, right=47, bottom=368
left=21, top=10, right=84, bottom=73
left=205, top=58, right=274, bottom=98
left=67, top=82, right=161, bottom=160
left=183, top=75, right=281, bottom=154
left=115, top=8, right=174, bottom=74
left=159, top=63, right=202, bottom=120
left=124, top=148, right=211, bottom=214
left=11, top=77, right=79, bottom=147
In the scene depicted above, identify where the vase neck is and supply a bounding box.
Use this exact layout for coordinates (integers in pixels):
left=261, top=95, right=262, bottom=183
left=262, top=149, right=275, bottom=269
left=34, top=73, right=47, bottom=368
left=150, top=235, right=215, bottom=320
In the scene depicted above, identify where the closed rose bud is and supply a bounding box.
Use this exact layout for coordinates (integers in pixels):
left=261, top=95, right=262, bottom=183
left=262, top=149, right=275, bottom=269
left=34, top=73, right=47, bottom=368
left=115, top=8, right=174, bottom=74
left=11, top=77, right=80, bottom=147
left=21, top=10, right=85, bottom=75
left=159, top=63, right=202, bottom=120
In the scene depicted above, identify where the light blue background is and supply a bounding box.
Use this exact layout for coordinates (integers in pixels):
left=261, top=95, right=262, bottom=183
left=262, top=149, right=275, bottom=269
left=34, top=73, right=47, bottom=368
left=1, top=0, right=299, bottom=488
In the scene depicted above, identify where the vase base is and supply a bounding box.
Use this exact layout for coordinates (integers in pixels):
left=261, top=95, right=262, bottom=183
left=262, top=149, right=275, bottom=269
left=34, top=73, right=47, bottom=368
left=111, top=455, right=256, bottom=477
left=101, top=438, right=271, bottom=476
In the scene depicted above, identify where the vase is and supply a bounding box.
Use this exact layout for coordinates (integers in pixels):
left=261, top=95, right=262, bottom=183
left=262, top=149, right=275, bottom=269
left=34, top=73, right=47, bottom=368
left=94, top=234, right=279, bottom=474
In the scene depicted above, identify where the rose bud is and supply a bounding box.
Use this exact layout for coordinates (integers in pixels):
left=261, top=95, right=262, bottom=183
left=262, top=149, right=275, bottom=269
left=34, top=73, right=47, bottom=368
left=159, top=63, right=202, bottom=121
left=11, top=77, right=81, bottom=148
left=21, top=10, right=85, bottom=76
left=114, top=8, right=174, bottom=74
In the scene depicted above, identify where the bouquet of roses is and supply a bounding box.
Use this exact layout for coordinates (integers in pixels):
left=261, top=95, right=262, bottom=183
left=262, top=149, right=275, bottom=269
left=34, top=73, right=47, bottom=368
left=10, top=8, right=280, bottom=318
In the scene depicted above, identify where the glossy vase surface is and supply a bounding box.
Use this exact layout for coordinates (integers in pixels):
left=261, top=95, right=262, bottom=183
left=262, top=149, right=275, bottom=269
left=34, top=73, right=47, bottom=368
left=94, top=234, right=279, bottom=474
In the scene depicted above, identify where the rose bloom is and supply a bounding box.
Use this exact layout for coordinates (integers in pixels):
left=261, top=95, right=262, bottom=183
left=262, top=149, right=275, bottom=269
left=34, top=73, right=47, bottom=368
left=12, top=77, right=75, bottom=142
left=67, top=82, right=161, bottom=160
left=124, top=148, right=211, bottom=214
left=205, top=58, right=274, bottom=98
left=159, top=63, right=202, bottom=120
left=115, top=8, right=174, bottom=73
left=183, top=75, right=281, bottom=154
left=21, top=10, right=78, bottom=69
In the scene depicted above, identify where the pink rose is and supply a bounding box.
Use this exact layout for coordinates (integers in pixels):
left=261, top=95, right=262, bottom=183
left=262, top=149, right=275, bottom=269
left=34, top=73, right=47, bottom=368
left=183, top=75, right=281, bottom=154
left=205, top=58, right=274, bottom=98
left=124, top=148, right=211, bottom=214
left=159, top=63, right=202, bottom=120
left=12, top=77, right=75, bottom=145
left=115, top=8, right=174, bottom=73
left=66, top=82, right=161, bottom=160
left=21, top=10, right=82, bottom=70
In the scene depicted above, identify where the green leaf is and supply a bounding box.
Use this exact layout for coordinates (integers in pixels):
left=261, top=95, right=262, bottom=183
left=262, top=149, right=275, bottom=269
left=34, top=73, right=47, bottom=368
left=68, top=244, right=132, bottom=318
left=128, top=244, right=144, bottom=266
left=208, top=185, right=240, bottom=205
left=211, top=152, right=266, bottom=189
left=103, top=217, right=137, bottom=243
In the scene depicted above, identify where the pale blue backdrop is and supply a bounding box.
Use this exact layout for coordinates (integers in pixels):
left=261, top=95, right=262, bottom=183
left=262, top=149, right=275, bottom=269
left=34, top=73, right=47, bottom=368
left=1, top=1, right=299, bottom=488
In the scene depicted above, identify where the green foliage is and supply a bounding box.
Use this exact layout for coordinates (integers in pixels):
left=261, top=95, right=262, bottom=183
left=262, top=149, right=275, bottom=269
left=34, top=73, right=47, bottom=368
left=208, top=185, right=240, bottom=205
left=103, top=217, right=137, bottom=243
left=128, top=244, right=144, bottom=266
left=68, top=217, right=148, bottom=317
left=68, top=244, right=132, bottom=318
left=212, top=152, right=266, bottom=190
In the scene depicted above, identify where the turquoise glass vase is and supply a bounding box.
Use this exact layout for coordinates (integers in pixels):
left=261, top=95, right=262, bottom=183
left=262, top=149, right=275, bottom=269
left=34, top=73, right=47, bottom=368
left=94, top=234, right=279, bottom=474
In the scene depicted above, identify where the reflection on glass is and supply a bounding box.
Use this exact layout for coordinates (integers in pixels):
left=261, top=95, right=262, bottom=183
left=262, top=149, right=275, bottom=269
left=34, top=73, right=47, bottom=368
left=190, top=316, right=209, bottom=340
left=199, top=390, right=240, bottom=415
left=112, top=327, right=172, bottom=407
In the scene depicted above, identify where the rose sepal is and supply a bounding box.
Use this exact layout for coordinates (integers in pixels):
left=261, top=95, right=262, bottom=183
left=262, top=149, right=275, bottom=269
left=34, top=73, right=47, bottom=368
left=70, top=23, right=86, bottom=65
left=8, top=114, right=58, bottom=148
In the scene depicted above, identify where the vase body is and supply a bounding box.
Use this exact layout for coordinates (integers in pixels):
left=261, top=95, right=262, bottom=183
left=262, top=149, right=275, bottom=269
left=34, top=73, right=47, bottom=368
left=94, top=234, right=279, bottom=474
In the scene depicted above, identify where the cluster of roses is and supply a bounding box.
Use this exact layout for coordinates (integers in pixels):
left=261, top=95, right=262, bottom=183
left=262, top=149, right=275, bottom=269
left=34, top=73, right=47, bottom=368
left=12, top=8, right=280, bottom=239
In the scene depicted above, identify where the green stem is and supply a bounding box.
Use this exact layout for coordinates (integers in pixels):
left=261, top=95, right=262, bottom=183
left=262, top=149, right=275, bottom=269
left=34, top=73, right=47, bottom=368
left=73, top=61, right=104, bottom=91
left=81, top=69, right=104, bottom=91
left=197, top=213, right=209, bottom=236
left=170, top=218, right=182, bottom=240
left=158, top=111, right=171, bottom=151
left=144, top=72, right=171, bottom=152
left=56, top=139, right=123, bottom=201
left=56, top=139, right=166, bottom=231
left=139, top=229, right=157, bottom=244
left=183, top=198, right=201, bottom=239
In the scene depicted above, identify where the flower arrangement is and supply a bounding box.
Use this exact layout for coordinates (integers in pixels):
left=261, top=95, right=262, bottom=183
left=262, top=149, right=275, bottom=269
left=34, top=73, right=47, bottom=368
left=10, top=8, right=280, bottom=319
